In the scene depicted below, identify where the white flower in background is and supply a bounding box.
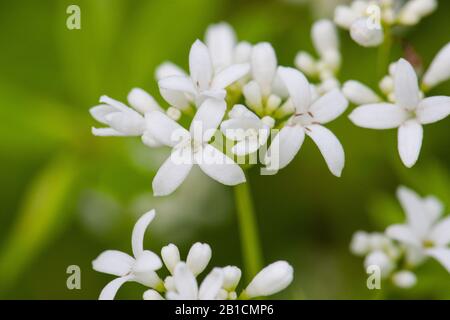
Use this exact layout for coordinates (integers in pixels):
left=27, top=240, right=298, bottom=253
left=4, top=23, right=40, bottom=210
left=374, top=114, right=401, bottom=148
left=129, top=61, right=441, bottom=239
left=145, top=98, right=246, bottom=196
left=158, top=40, right=250, bottom=107
left=220, top=104, right=274, bottom=156
left=334, top=0, right=437, bottom=47
left=295, top=19, right=341, bottom=78
left=92, top=210, right=163, bottom=300
left=386, top=186, right=450, bottom=273
left=90, top=89, right=164, bottom=147
left=422, top=42, right=450, bottom=90
left=343, top=80, right=381, bottom=105
left=392, top=270, right=417, bottom=288
left=265, top=67, right=348, bottom=176
left=349, top=58, right=450, bottom=167
left=364, top=250, right=395, bottom=278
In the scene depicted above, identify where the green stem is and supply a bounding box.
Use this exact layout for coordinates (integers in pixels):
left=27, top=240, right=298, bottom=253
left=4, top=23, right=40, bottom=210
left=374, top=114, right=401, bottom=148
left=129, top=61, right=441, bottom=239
left=234, top=175, right=264, bottom=281
left=377, top=25, right=392, bottom=79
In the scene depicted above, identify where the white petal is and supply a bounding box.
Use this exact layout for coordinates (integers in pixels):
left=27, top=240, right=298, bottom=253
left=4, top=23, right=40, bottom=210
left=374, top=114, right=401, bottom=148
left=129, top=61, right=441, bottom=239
left=142, top=131, right=163, bottom=148
left=145, top=111, right=188, bottom=147
left=160, top=88, right=191, bottom=110
left=398, top=120, right=423, bottom=168
left=143, top=289, right=164, bottom=300
left=306, top=124, right=345, bottom=177
left=309, top=88, right=348, bottom=124
left=205, top=22, right=236, bottom=70
left=342, top=80, right=381, bottom=105
left=196, top=145, right=246, bottom=186
left=199, top=268, right=224, bottom=300
left=133, top=270, right=163, bottom=288
left=422, top=42, right=450, bottom=89
left=426, top=248, right=450, bottom=273
left=228, top=104, right=259, bottom=120
left=158, top=75, right=196, bottom=95
left=152, top=149, right=193, bottom=196
left=243, top=80, right=263, bottom=111
left=392, top=270, right=417, bottom=288
left=189, top=40, right=213, bottom=91
left=220, top=118, right=264, bottom=141
left=311, top=19, right=339, bottom=60
left=245, top=261, right=293, bottom=298
left=133, top=250, right=163, bottom=273
left=127, top=88, right=162, bottom=114
left=190, top=98, right=226, bottom=142
left=99, top=95, right=130, bottom=112
left=105, top=111, right=145, bottom=136
left=424, top=196, right=444, bottom=223
left=232, top=136, right=262, bottom=156
left=92, top=250, right=134, bottom=276
left=350, top=17, right=383, bottom=47
left=222, top=266, right=242, bottom=291
left=91, top=127, right=123, bottom=136
left=277, top=67, right=311, bottom=113
left=173, top=263, right=198, bottom=299
left=234, top=41, right=252, bottom=64
left=394, top=58, right=420, bottom=110
left=186, top=242, right=212, bottom=276
left=131, top=210, right=156, bottom=258
left=265, top=125, right=305, bottom=170
left=396, top=186, right=431, bottom=237
left=99, top=276, right=133, bottom=300
left=385, top=224, right=421, bottom=247
left=429, top=217, right=450, bottom=246
left=161, top=244, right=181, bottom=274
left=211, top=63, right=250, bottom=89
left=251, top=42, right=277, bottom=96
left=348, top=103, right=407, bottom=129
left=90, top=104, right=115, bottom=124
left=416, top=96, right=450, bottom=124
left=334, top=5, right=358, bottom=29
left=155, top=61, right=187, bottom=80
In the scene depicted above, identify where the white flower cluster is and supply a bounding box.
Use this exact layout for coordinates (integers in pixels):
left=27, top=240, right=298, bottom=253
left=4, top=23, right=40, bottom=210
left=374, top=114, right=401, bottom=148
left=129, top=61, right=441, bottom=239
left=90, top=22, right=350, bottom=197
left=92, top=210, right=294, bottom=300
left=334, top=0, right=437, bottom=47
left=343, top=44, right=450, bottom=167
left=350, top=186, right=450, bottom=288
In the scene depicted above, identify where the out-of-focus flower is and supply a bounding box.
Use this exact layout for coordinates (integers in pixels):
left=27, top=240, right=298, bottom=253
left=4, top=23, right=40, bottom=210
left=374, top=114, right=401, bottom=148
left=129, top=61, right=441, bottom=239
left=343, top=80, right=381, bottom=105
left=158, top=40, right=249, bottom=107
left=92, top=210, right=164, bottom=300
left=349, top=58, right=450, bottom=168
left=422, top=43, right=450, bottom=90
left=265, top=67, right=348, bottom=176
left=145, top=98, right=246, bottom=196
left=392, top=270, right=417, bottom=288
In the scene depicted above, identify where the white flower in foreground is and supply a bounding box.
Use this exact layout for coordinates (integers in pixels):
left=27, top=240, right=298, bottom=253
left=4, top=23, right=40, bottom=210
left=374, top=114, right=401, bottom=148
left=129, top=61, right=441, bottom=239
left=349, top=58, right=450, bottom=167
left=386, top=186, right=450, bottom=273
left=92, top=210, right=163, bottom=300
left=90, top=89, right=163, bottom=147
left=146, top=98, right=245, bottom=196
left=220, top=104, right=274, bottom=156
left=265, top=67, right=348, bottom=176
left=422, top=42, right=450, bottom=90
left=242, top=261, right=294, bottom=298
left=158, top=40, right=249, bottom=107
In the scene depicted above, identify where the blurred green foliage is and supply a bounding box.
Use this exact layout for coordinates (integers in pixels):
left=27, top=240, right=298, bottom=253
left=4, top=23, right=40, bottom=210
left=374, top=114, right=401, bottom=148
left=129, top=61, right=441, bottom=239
left=0, top=0, right=448, bottom=299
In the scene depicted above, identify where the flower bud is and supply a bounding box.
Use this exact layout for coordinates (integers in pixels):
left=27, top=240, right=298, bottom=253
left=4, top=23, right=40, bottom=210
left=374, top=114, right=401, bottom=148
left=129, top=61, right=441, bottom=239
left=334, top=5, right=358, bottom=29
left=234, top=41, right=252, bottom=64
left=161, top=243, right=180, bottom=274
left=350, top=17, right=384, bottom=47
left=186, top=242, right=212, bottom=276
left=128, top=88, right=162, bottom=114
left=343, top=80, right=381, bottom=105
left=350, top=231, right=371, bottom=256
left=364, top=250, right=394, bottom=278
left=312, top=20, right=339, bottom=61
left=222, top=266, right=242, bottom=291
left=398, top=0, right=437, bottom=26
left=422, top=43, right=450, bottom=90
left=205, top=22, right=236, bottom=71
left=294, top=51, right=317, bottom=76
left=251, top=42, right=277, bottom=96
left=166, top=106, right=181, bottom=121
left=143, top=289, right=164, bottom=300
left=244, top=261, right=293, bottom=298
left=392, top=270, right=417, bottom=288
left=379, top=75, right=394, bottom=95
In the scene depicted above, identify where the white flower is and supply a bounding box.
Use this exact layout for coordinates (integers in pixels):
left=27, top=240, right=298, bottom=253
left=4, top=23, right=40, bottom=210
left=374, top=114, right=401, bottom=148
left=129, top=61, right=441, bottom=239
left=349, top=58, right=450, bottom=167
left=364, top=250, right=395, bottom=278
left=220, top=104, right=274, bottom=156
left=397, top=0, right=437, bottom=26
left=158, top=40, right=249, bottom=107
left=243, top=261, right=294, bottom=298
left=90, top=89, right=163, bottom=147
left=265, top=67, right=348, bottom=176
left=386, top=186, right=450, bottom=273
left=392, top=270, right=417, bottom=288
left=350, top=17, right=384, bottom=47
left=343, top=80, right=381, bottom=105
left=145, top=98, right=245, bottom=196
left=422, top=42, right=450, bottom=90
left=165, top=263, right=224, bottom=300
left=92, top=210, right=163, bottom=300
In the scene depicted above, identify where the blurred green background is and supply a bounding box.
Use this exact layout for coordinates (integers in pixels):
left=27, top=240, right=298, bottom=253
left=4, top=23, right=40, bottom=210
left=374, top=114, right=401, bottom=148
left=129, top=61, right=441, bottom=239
left=0, top=0, right=449, bottom=299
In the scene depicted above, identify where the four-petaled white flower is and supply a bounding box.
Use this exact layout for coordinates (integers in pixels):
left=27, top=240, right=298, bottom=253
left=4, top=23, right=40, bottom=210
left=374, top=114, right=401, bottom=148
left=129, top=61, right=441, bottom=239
left=386, top=186, right=450, bottom=273
left=220, top=104, right=274, bottom=156
left=146, top=98, right=245, bottom=196
left=90, top=89, right=163, bottom=147
left=265, top=67, right=348, bottom=176
left=92, top=210, right=163, bottom=300
left=158, top=40, right=250, bottom=107
left=349, top=58, right=450, bottom=168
